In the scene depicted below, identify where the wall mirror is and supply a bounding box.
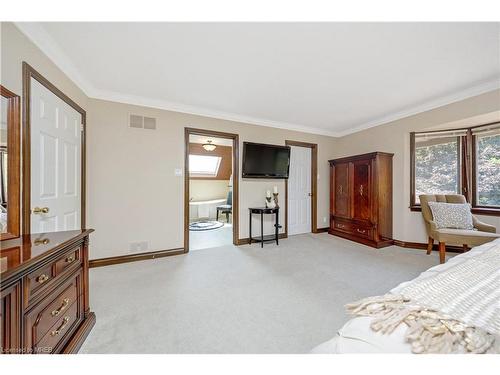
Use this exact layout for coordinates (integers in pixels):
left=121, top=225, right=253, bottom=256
left=0, top=85, right=21, bottom=241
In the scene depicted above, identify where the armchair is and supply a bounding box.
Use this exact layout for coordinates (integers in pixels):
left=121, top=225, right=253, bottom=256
left=419, top=194, right=499, bottom=264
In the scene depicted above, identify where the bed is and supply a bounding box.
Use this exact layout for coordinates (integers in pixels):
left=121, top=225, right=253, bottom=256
left=312, top=238, right=500, bottom=354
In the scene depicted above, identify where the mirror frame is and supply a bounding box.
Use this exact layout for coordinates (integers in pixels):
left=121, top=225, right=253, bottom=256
left=0, top=85, right=21, bottom=241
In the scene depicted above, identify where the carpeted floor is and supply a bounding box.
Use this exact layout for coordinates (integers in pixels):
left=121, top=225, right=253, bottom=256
left=79, top=233, right=446, bottom=353
left=189, top=222, right=233, bottom=251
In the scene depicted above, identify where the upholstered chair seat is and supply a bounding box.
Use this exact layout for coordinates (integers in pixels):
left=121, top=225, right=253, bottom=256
left=419, top=194, right=499, bottom=263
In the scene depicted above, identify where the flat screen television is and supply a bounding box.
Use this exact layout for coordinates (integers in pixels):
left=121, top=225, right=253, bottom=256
left=242, top=142, right=291, bottom=179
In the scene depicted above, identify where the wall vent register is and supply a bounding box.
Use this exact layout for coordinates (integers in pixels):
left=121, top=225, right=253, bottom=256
left=129, top=114, right=157, bottom=130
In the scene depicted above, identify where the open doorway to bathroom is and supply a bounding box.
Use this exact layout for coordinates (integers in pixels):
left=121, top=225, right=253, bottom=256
left=184, top=128, right=239, bottom=251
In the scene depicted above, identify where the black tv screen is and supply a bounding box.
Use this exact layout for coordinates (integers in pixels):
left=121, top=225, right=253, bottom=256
left=242, top=142, right=290, bottom=179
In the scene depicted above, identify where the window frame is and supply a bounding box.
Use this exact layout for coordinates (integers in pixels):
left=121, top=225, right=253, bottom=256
left=410, top=122, right=500, bottom=216
left=471, top=128, right=500, bottom=213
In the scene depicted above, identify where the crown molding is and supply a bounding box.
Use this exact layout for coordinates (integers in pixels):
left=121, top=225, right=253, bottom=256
left=334, top=78, right=500, bottom=137
left=14, top=22, right=96, bottom=96
left=90, top=89, right=339, bottom=137
left=14, top=22, right=500, bottom=139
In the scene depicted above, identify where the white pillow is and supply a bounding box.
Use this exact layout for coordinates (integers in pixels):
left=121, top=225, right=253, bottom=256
left=427, top=202, right=474, bottom=230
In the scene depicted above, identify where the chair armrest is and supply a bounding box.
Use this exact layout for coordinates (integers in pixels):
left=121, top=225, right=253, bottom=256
left=472, top=216, right=497, bottom=233
left=428, top=220, right=438, bottom=233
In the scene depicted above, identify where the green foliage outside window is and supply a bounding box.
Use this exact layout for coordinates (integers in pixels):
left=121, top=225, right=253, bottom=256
left=415, top=140, right=459, bottom=203
left=476, top=134, right=500, bottom=207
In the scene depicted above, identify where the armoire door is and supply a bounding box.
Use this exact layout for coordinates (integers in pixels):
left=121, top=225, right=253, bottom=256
left=352, top=160, right=371, bottom=221
left=334, top=162, right=350, bottom=218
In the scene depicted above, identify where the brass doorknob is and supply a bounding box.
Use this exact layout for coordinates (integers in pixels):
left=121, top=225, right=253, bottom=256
left=33, top=207, right=50, bottom=214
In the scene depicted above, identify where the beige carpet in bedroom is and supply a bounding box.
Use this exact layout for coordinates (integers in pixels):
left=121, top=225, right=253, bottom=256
left=79, top=233, right=447, bottom=353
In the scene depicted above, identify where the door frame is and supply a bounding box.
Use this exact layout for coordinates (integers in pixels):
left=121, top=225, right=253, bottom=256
left=284, top=140, right=318, bottom=236
left=184, top=127, right=239, bottom=252
left=22, top=62, right=87, bottom=235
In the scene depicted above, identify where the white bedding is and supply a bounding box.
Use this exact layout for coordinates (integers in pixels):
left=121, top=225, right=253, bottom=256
left=312, top=239, right=500, bottom=354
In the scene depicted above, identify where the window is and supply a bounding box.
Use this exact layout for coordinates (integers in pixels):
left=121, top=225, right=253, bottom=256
left=189, top=154, right=222, bottom=177
left=410, top=122, right=500, bottom=214
left=413, top=134, right=462, bottom=204
left=473, top=126, right=500, bottom=208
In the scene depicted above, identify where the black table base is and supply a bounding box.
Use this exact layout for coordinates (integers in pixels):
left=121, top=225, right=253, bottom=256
left=248, top=207, right=280, bottom=247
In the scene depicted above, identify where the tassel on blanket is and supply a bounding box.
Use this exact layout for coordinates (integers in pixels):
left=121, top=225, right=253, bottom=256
left=346, top=294, right=497, bottom=354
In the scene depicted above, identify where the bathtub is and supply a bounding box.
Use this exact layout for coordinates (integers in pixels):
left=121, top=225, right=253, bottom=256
left=189, top=198, right=226, bottom=221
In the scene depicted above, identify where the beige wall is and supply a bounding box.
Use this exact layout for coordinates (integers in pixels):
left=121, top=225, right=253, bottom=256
left=332, top=89, right=500, bottom=243
left=190, top=180, right=229, bottom=202
left=86, top=99, right=336, bottom=258
left=3, top=21, right=500, bottom=259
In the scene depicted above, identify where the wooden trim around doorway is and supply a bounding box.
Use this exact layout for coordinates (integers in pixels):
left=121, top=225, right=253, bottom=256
left=284, top=140, right=318, bottom=236
left=22, top=62, right=87, bottom=234
left=184, top=128, right=239, bottom=252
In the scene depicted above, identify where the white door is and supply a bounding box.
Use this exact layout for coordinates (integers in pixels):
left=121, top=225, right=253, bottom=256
left=288, top=145, right=312, bottom=235
left=31, top=79, right=82, bottom=234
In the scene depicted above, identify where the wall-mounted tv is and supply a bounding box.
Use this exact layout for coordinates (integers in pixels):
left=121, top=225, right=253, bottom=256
left=242, top=142, right=291, bottom=179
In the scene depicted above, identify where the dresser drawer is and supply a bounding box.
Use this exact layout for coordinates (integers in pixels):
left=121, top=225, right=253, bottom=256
left=24, top=269, right=83, bottom=352
left=25, top=264, right=55, bottom=302
left=34, top=301, right=80, bottom=354
left=351, top=225, right=373, bottom=239
left=24, top=246, right=82, bottom=305
left=55, top=247, right=81, bottom=276
left=332, top=219, right=354, bottom=233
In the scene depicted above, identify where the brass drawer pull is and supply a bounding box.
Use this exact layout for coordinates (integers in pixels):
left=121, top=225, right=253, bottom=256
left=37, top=274, right=49, bottom=284
left=50, top=317, right=70, bottom=336
left=337, top=224, right=345, bottom=229
left=65, top=255, right=75, bottom=263
left=356, top=228, right=367, bottom=234
left=51, top=298, right=70, bottom=317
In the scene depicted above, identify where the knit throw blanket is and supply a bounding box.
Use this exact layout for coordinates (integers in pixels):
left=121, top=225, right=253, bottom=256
left=346, top=242, right=500, bottom=354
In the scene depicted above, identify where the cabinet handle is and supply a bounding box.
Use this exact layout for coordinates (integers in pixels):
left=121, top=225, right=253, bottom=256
left=37, top=274, right=49, bottom=284
left=65, top=255, right=75, bottom=263
left=50, top=317, right=70, bottom=336
left=51, top=298, right=70, bottom=317
left=359, top=184, right=364, bottom=196
left=356, top=228, right=366, bottom=234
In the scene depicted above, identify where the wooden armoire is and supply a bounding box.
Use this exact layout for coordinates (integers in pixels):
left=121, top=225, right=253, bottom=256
left=328, top=152, right=393, bottom=248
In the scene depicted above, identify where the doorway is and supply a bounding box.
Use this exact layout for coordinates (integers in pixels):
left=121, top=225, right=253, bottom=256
left=22, top=62, right=86, bottom=234
left=285, top=140, right=318, bottom=236
left=184, top=128, right=239, bottom=252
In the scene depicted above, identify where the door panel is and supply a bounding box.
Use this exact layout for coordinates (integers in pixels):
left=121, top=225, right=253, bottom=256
left=334, top=162, right=350, bottom=218
left=31, top=79, right=82, bottom=234
left=352, top=160, right=371, bottom=221
left=288, top=146, right=312, bottom=235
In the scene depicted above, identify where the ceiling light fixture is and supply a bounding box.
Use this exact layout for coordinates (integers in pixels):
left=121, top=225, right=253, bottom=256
left=202, top=140, right=217, bottom=151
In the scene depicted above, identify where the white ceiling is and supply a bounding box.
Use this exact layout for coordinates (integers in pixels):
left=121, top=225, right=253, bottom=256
left=16, top=22, right=500, bottom=136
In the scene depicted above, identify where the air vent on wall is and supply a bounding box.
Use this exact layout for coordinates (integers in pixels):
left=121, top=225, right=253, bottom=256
left=143, top=116, right=157, bottom=130
left=129, top=114, right=157, bottom=130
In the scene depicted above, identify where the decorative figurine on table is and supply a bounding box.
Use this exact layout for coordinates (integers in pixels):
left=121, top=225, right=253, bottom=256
left=273, top=186, right=279, bottom=208
left=265, top=190, right=276, bottom=208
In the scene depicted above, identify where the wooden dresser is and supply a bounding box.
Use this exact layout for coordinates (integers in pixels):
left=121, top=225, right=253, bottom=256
left=329, top=152, right=393, bottom=248
left=1, top=230, right=95, bottom=354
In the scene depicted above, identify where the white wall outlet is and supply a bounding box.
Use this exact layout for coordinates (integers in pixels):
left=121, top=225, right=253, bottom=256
left=323, top=217, right=327, bottom=223
left=174, top=168, right=183, bottom=176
